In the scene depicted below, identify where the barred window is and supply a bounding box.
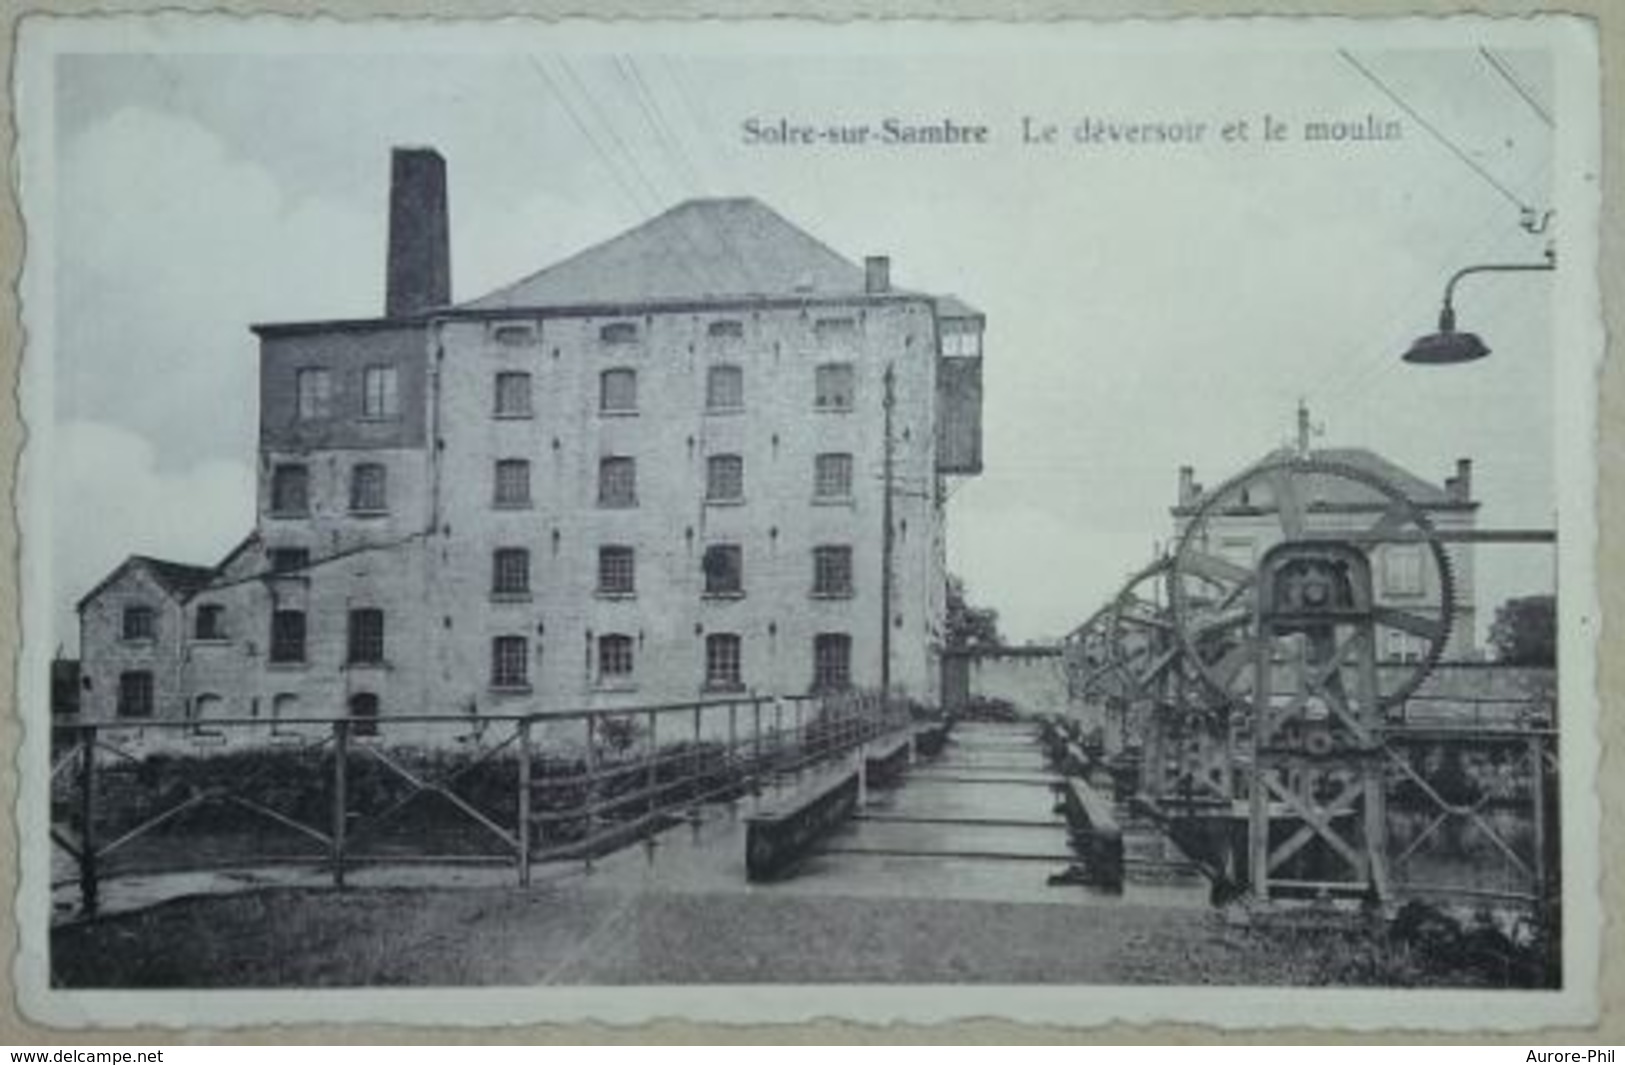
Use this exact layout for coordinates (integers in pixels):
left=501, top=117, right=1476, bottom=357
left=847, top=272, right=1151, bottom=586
left=269, top=610, right=306, bottom=664
left=599, top=456, right=637, bottom=507
left=815, top=362, right=856, bottom=410
left=703, top=544, right=743, bottom=596
left=705, top=633, right=743, bottom=690
left=706, top=454, right=744, bottom=502
left=296, top=368, right=331, bottom=420
left=194, top=604, right=225, bottom=640
left=494, top=372, right=532, bottom=417
left=598, top=634, right=635, bottom=680
left=491, top=636, right=529, bottom=689
left=706, top=364, right=744, bottom=410
left=598, top=545, right=635, bottom=596
left=349, top=463, right=388, bottom=513
left=813, top=633, right=852, bottom=692
left=362, top=365, right=399, bottom=419
left=122, top=605, right=156, bottom=641
left=812, top=545, right=854, bottom=597
left=814, top=453, right=854, bottom=500
left=347, top=608, right=384, bottom=665
left=271, top=464, right=310, bottom=516
left=117, top=671, right=154, bottom=718
left=492, top=548, right=531, bottom=597
left=600, top=368, right=638, bottom=413
left=494, top=459, right=531, bottom=508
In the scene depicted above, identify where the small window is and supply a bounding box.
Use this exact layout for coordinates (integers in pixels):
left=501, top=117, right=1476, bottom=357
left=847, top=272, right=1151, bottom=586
left=813, top=633, right=852, bottom=692
left=706, top=365, right=744, bottom=410
left=705, top=633, right=743, bottom=690
left=600, top=368, right=638, bottom=413
left=491, top=322, right=536, bottom=347
left=362, top=365, right=399, bottom=419
left=491, top=636, right=530, bottom=689
left=348, top=692, right=380, bottom=738
left=347, top=608, right=385, bottom=665
left=598, top=634, right=634, bottom=681
left=349, top=463, right=388, bottom=513
left=940, top=322, right=983, bottom=358
left=296, top=368, right=332, bottom=420
left=271, top=464, right=310, bottom=516
left=703, top=544, right=743, bottom=597
left=122, top=605, right=156, bottom=641
left=600, top=322, right=639, bottom=345
left=491, top=548, right=531, bottom=597
left=494, top=459, right=531, bottom=508
left=598, top=456, right=637, bottom=508
left=814, top=317, right=858, bottom=345
left=706, top=454, right=744, bottom=502
left=813, top=545, right=854, bottom=598
left=815, top=362, right=856, bottom=411
left=270, top=610, right=307, bottom=664
left=194, top=604, right=225, bottom=641
left=707, top=319, right=744, bottom=340
left=494, top=372, right=532, bottom=418
left=190, top=693, right=224, bottom=734
left=815, top=453, right=854, bottom=500
left=271, top=693, right=300, bottom=734
left=1383, top=545, right=1425, bottom=597
left=598, top=546, right=635, bottom=596
left=269, top=548, right=310, bottom=575
left=117, top=671, right=155, bottom=718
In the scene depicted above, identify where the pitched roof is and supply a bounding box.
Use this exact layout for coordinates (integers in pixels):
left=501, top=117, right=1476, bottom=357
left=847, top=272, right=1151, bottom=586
left=462, top=197, right=961, bottom=313
left=76, top=555, right=217, bottom=611
left=1185, top=446, right=1461, bottom=510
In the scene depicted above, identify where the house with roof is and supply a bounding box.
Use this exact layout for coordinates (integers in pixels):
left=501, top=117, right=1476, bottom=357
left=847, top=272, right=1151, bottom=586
left=1171, top=433, right=1478, bottom=660
left=74, top=147, right=985, bottom=734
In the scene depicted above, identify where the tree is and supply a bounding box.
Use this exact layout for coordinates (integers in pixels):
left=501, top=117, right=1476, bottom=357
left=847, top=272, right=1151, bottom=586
left=946, top=574, right=1003, bottom=650
left=1488, top=595, right=1556, bottom=666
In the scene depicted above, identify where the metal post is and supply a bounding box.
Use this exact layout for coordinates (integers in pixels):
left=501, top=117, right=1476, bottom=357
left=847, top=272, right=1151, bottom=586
left=773, top=697, right=784, bottom=774
left=584, top=716, right=598, bottom=872
left=332, top=719, right=349, bottom=889
left=78, top=727, right=99, bottom=919
left=752, top=698, right=763, bottom=796
left=727, top=700, right=739, bottom=809
left=517, top=719, right=533, bottom=887
left=881, top=363, right=895, bottom=702
left=793, top=698, right=805, bottom=780
left=1530, top=732, right=1548, bottom=911
left=691, top=703, right=703, bottom=830
left=647, top=709, right=659, bottom=820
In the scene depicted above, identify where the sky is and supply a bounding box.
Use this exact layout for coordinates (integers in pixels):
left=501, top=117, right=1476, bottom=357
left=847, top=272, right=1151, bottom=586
left=34, top=21, right=1571, bottom=653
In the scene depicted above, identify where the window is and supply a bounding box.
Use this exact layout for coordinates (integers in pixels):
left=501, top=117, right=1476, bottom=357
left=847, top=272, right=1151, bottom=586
left=1383, top=545, right=1425, bottom=597
left=815, top=453, right=854, bottom=500
left=362, top=365, right=399, bottom=419
left=491, top=548, right=531, bottom=597
left=706, top=365, right=744, bottom=410
left=813, top=634, right=852, bottom=692
left=349, top=463, right=388, bottom=513
left=348, top=692, right=380, bottom=738
left=705, top=634, right=743, bottom=690
left=271, top=693, right=299, bottom=735
left=269, top=548, right=310, bottom=575
left=270, top=610, right=307, bottom=664
left=122, top=605, right=156, bottom=641
left=815, top=362, right=856, bottom=410
left=598, top=456, right=637, bottom=507
left=494, top=459, right=531, bottom=508
left=814, top=317, right=858, bottom=345
left=600, top=368, right=638, bottom=413
left=598, top=546, right=635, bottom=596
left=703, top=544, right=743, bottom=596
left=598, top=634, right=634, bottom=681
left=194, top=604, right=225, bottom=640
left=491, top=322, right=536, bottom=347
left=813, top=545, right=854, bottom=597
left=117, top=671, right=155, bottom=718
left=941, top=323, right=983, bottom=357
left=347, top=608, right=384, bottom=665
left=706, top=454, right=744, bottom=502
left=270, top=464, right=310, bottom=516
left=707, top=319, right=744, bottom=340
left=191, top=693, right=224, bottom=733
left=494, top=372, right=532, bottom=418
left=296, top=368, right=331, bottom=420
left=490, top=636, right=529, bottom=689
left=600, top=322, right=639, bottom=345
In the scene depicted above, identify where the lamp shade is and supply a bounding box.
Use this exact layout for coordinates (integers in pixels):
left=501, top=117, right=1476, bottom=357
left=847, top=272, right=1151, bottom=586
left=1402, top=330, right=1491, bottom=365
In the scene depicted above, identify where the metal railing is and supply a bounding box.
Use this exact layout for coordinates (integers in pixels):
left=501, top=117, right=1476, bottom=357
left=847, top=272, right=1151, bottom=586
left=49, top=691, right=915, bottom=919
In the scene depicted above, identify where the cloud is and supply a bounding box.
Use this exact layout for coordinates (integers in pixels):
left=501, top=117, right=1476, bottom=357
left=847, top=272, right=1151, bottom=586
left=49, top=420, right=255, bottom=653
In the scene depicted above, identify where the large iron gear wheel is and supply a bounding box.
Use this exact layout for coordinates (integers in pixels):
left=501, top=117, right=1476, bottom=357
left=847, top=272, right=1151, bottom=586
left=1167, top=455, right=1457, bottom=711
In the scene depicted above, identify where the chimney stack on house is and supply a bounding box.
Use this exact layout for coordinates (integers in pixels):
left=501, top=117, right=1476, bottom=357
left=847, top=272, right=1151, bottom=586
left=1447, top=458, right=1474, bottom=503
left=1178, top=465, right=1200, bottom=506
left=386, top=147, right=451, bottom=318
left=865, top=255, right=891, bottom=294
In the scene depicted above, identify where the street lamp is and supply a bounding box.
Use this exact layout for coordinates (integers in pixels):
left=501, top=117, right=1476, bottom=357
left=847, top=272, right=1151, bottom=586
left=1401, top=252, right=1556, bottom=365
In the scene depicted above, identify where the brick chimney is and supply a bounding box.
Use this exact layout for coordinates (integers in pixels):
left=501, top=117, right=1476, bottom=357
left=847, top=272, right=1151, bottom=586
left=865, top=255, right=891, bottom=294
left=1448, top=458, right=1473, bottom=503
left=386, top=147, right=450, bottom=318
left=1178, top=465, right=1199, bottom=506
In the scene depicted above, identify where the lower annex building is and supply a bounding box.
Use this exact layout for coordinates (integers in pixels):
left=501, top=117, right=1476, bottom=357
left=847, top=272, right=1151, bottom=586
left=73, top=148, right=986, bottom=736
